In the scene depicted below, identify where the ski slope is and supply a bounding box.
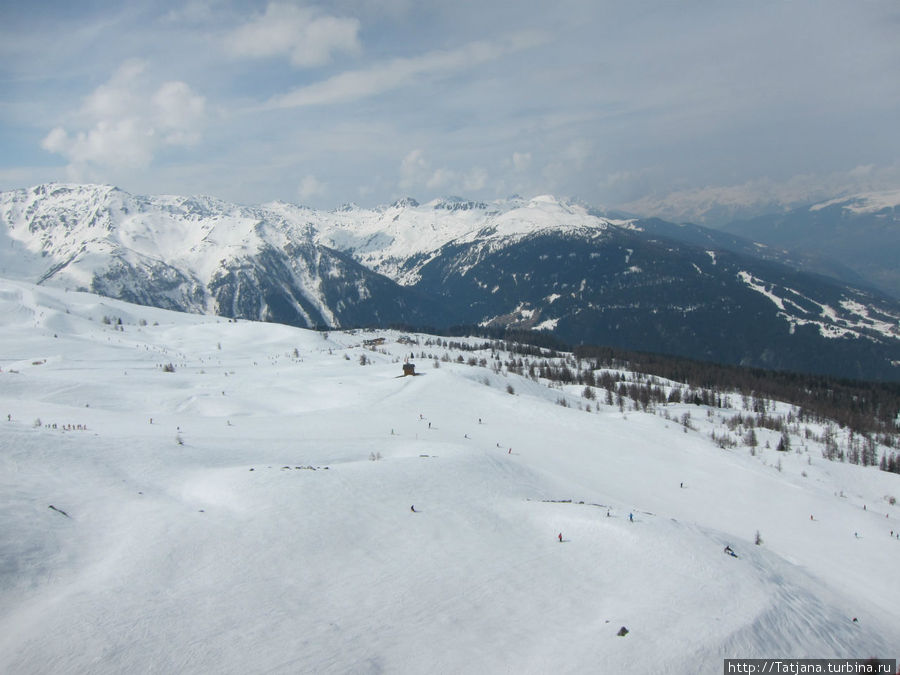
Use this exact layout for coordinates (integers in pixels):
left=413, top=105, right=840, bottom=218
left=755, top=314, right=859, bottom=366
left=0, top=278, right=897, bottom=674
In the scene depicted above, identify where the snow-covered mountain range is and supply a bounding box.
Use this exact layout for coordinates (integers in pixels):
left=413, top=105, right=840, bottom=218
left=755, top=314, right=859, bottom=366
left=2, top=184, right=899, bottom=381
left=810, top=189, right=900, bottom=216
left=317, top=194, right=613, bottom=284
left=0, top=184, right=430, bottom=329
left=0, top=185, right=612, bottom=292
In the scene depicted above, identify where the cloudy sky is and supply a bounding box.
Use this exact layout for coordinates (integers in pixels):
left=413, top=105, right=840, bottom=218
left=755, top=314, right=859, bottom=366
left=2, top=1, right=899, bottom=220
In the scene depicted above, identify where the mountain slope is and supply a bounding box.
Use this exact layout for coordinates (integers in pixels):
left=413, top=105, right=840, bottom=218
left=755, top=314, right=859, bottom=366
left=1, top=277, right=898, bottom=674
left=629, top=217, right=876, bottom=292
left=2, top=184, right=899, bottom=381
left=406, top=226, right=900, bottom=380
left=0, top=184, right=432, bottom=328
left=719, top=190, right=900, bottom=299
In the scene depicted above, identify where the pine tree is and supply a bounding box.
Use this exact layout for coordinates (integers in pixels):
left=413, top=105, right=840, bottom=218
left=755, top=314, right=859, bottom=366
left=745, top=428, right=758, bottom=448
left=776, top=431, right=790, bottom=452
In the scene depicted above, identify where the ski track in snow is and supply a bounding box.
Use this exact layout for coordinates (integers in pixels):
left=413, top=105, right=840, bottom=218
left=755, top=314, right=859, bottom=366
left=0, top=277, right=898, bottom=674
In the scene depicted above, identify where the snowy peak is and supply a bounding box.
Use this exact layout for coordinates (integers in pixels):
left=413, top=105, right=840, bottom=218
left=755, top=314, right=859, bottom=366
left=391, top=196, right=420, bottom=209
left=0, top=184, right=433, bottom=327
left=0, top=185, right=613, bottom=288
left=0, top=183, right=265, bottom=292
left=809, top=189, right=900, bottom=215
left=1, top=184, right=607, bottom=301
left=428, top=196, right=488, bottom=211
left=314, top=192, right=613, bottom=283
left=2, top=183, right=899, bottom=381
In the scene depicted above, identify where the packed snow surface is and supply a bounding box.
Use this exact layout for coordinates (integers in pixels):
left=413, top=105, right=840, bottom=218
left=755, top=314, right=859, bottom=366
left=0, top=277, right=898, bottom=674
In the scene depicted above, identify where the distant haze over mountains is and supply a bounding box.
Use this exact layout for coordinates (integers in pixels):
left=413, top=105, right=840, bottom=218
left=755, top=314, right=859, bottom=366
left=717, top=191, right=900, bottom=301
left=1, top=184, right=898, bottom=381
left=621, top=189, right=900, bottom=300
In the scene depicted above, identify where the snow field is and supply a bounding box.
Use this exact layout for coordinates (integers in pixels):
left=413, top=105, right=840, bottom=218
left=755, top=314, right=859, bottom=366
left=0, top=278, right=898, bottom=674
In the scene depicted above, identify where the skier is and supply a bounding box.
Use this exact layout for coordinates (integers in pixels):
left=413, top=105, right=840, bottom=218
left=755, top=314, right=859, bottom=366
left=508, top=448, right=511, bottom=455
left=48, top=505, right=70, bottom=518
left=558, top=533, right=563, bottom=543
left=629, top=512, right=633, bottom=523
left=410, top=505, right=416, bottom=513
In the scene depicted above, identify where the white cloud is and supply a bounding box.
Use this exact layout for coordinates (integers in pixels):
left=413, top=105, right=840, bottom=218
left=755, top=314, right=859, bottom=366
left=83, top=59, right=146, bottom=120
left=462, top=167, right=487, bottom=192
left=11, top=1, right=897, bottom=210
left=617, top=165, right=900, bottom=224
left=399, top=149, right=429, bottom=189
left=153, top=81, right=206, bottom=146
left=848, top=164, right=875, bottom=178
left=163, top=0, right=217, bottom=24
left=399, top=149, right=488, bottom=195
left=226, top=3, right=360, bottom=68
left=41, top=60, right=206, bottom=174
left=511, top=152, right=531, bottom=172
left=298, top=174, right=325, bottom=201
left=562, top=139, right=592, bottom=167
left=426, top=168, right=453, bottom=190
left=542, top=139, right=593, bottom=190
left=42, top=120, right=155, bottom=172
left=263, top=31, right=546, bottom=109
